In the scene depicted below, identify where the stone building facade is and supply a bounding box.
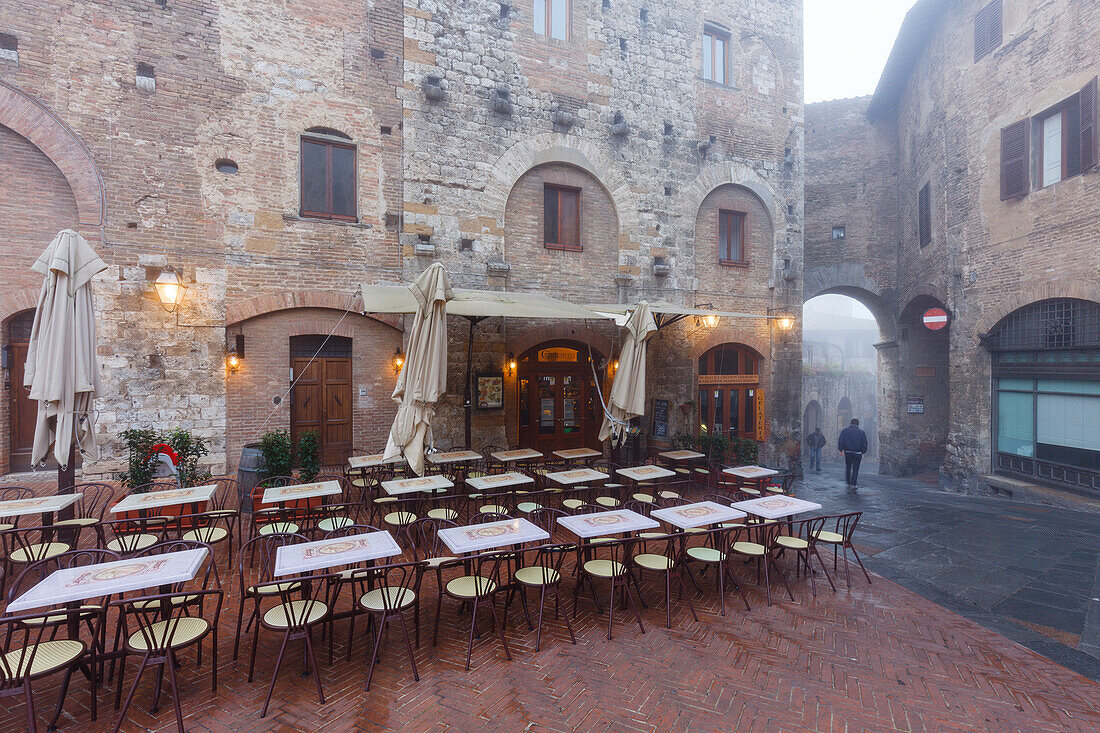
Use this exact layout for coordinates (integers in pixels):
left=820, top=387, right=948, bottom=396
left=805, top=0, right=1100, bottom=496
left=0, top=0, right=804, bottom=479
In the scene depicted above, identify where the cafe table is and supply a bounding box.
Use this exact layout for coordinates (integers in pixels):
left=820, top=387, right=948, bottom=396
left=7, top=547, right=210, bottom=613
left=273, top=530, right=402, bottom=576
left=658, top=450, right=706, bottom=462
left=437, top=517, right=549, bottom=555
left=551, top=447, right=601, bottom=462
left=111, top=484, right=218, bottom=516
left=465, top=472, right=535, bottom=492
left=731, top=495, right=821, bottom=520
left=722, top=465, right=779, bottom=494
left=427, top=450, right=483, bottom=465
left=381, top=474, right=455, bottom=496
left=348, top=453, right=406, bottom=469
left=651, top=501, right=747, bottom=530
left=557, top=509, right=659, bottom=540
left=616, top=465, right=676, bottom=483
left=545, top=468, right=609, bottom=487
left=262, top=480, right=342, bottom=506
left=490, top=448, right=543, bottom=463
left=0, top=492, right=82, bottom=526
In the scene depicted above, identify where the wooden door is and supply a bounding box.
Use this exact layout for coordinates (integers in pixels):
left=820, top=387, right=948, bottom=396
left=8, top=341, right=35, bottom=472
left=291, top=357, right=352, bottom=467
left=520, top=368, right=599, bottom=452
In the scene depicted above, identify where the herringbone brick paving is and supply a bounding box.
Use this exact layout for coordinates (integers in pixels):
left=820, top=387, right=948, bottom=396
left=2, top=480, right=1099, bottom=731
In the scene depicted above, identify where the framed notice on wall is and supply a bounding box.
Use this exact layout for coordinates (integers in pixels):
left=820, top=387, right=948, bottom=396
left=754, top=389, right=767, bottom=441
left=651, top=398, right=670, bottom=438
left=476, top=373, right=504, bottom=409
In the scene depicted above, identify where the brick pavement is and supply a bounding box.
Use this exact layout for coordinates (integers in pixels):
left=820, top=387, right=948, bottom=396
left=2, top=482, right=1099, bottom=731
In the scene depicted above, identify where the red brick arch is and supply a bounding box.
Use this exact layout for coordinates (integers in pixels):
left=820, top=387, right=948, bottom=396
left=0, top=287, right=41, bottom=327
left=0, top=80, right=105, bottom=231
left=225, top=291, right=402, bottom=332
left=975, top=280, right=1100, bottom=338
left=508, top=323, right=615, bottom=362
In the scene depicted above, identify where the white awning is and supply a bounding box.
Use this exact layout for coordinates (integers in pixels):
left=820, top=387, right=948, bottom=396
left=584, top=301, right=770, bottom=320
left=361, top=284, right=609, bottom=320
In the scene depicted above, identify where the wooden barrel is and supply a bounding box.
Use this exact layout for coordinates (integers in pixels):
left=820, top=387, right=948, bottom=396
left=236, top=443, right=265, bottom=515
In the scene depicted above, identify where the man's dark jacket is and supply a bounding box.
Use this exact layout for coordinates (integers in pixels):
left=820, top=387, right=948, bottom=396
left=837, top=425, right=868, bottom=453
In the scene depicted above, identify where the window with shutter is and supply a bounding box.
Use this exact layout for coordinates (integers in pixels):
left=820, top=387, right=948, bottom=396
left=544, top=184, right=581, bottom=251
left=974, top=0, right=1002, bottom=62
left=917, top=183, right=931, bottom=247
left=718, top=209, right=746, bottom=264
left=1080, top=77, right=1098, bottom=172
left=300, top=133, right=357, bottom=221
left=1000, top=119, right=1030, bottom=200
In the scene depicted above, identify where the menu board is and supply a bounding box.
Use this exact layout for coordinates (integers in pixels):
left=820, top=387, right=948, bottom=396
left=651, top=398, right=669, bottom=438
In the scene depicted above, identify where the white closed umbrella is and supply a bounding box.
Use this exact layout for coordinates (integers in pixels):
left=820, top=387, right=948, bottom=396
left=25, top=229, right=108, bottom=472
left=599, top=301, right=657, bottom=447
left=382, top=263, right=453, bottom=475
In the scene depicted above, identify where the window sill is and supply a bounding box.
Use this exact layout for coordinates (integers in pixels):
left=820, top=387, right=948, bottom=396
left=718, top=259, right=749, bottom=268
left=700, top=77, right=734, bottom=90
left=545, top=243, right=583, bottom=252
left=285, top=213, right=370, bottom=228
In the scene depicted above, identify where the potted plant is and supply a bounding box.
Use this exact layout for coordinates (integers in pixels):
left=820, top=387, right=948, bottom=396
left=297, top=430, right=321, bottom=483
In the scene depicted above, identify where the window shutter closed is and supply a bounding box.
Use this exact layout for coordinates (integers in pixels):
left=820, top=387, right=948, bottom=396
left=974, top=0, right=1002, bottom=62
left=973, top=6, right=988, bottom=62
left=1000, top=119, right=1030, bottom=200
left=1080, top=76, right=1098, bottom=172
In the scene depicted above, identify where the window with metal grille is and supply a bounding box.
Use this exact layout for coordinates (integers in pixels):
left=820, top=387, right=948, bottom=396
left=290, top=335, right=352, bottom=359
left=987, top=299, right=1100, bottom=352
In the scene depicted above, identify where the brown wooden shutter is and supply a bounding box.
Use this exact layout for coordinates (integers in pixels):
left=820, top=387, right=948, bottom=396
left=1000, top=119, right=1030, bottom=200
left=973, top=5, right=988, bottom=62
left=1080, top=76, right=1098, bottom=172
left=987, top=0, right=1002, bottom=52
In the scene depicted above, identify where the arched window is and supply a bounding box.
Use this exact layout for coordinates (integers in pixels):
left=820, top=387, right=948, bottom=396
left=300, top=128, right=356, bottom=221
left=698, top=343, right=761, bottom=440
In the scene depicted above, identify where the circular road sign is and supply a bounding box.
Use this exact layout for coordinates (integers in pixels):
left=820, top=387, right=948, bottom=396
left=922, top=307, right=948, bottom=331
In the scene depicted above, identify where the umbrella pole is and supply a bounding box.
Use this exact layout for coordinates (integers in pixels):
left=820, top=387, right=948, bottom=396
left=463, top=317, right=477, bottom=449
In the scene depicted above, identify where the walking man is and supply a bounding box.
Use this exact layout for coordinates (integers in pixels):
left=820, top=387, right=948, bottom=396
left=806, top=427, right=826, bottom=471
left=837, top=418, right=868, bottom=489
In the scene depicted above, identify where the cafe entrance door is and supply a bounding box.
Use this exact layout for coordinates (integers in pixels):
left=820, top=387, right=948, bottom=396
left=517, top=340, right=604, bottom=454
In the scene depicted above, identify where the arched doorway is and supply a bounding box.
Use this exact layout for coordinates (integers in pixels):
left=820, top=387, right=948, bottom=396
left=836, top=396, right=852, bottom=436
left=697, top=343, right=761, bottom=440
left=4, top=310, right=37, bottom=472
left=517, top=340, right=604, bottom=452
left=803, top=400, right=822, bottom=458
left=290, top=335, right=352, bottom=466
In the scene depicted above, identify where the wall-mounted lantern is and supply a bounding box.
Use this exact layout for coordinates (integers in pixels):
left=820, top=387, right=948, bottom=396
left=153, top=267, right=184, bottom=311
left=506, top=352, right=517, bottom=375
left=768, top=307, right=796, bottom=331
left=392, top=347, right=406, bottom=374
left=226, top=334, right=244, bottom=374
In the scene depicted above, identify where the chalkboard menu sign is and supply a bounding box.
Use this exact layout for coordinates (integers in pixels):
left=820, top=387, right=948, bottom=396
left=651, top=398, right=670, bottom=438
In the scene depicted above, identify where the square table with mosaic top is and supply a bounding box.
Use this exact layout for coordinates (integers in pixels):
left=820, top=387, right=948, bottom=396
left=111, top=484, right=218, bottom=514
left=348, top=453, right=406, bottom=469
left=437, top=518, right=549, bottom=555
left=273, top=531, right=402, bottom=577
left=490, top=448, right=543, bottom=463
left=0, top=493, right=82, bottom=523
left=381, top=474, right=455, bottom=496
left=545, top=468, right=609, bottom=487
left=616, top=465, right=676, bottom=482
left=731, top=495, right=822, bottom=520
left=261, top=480, right=342, bottom=505
left=427, top=450, right=483, bottom=465
left=557, top=509, right=659, bottom=539
left=551, top=448, right=601, bottom=461
left=722, top=465, right=779, bottom=479
left=7, top=548, right=209, bottom=613
left=465, top=472, right=534, bottom=492
left=651, top=501, right=747, bottom=530
left=658, top=450, right=706, bottom=462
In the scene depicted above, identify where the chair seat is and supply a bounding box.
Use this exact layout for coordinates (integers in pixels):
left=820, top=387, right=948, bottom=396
left=479, top=504, right=508, bottom=515
left=561, top=499, right=584, bottom=510
left=718, top=521, right=745, bottom=529
left=637, top=531, right=665, bottom=539
left=2, top=639, right=85, bottom=677
left=383, top=511, right=417, bottom=527
left=516, top=502, right=542, bottom=513
left=132, top=595, right=198, bottom=611
left=732, top=541, right=765, bottom=556
left=258, top=522, right=300, bottom=536
left=693, top=467, right=710, bottom=475
left=775, top=536, right=808, bottom=550
left=686, top=546, right=724, bottom=563
left=595, top=496, right=620, bottom=508
left=350, top=477, right=370, bottom=488
left=263, top=599, right=328, bottom=628
left=359, top=586, right=416, bottom=612
left=427, top=507, right=459, bottom=521
left=657, top=490, right=681, bottom=500
left=634, top=553, right=673, bottom=571
left=182, top=526, right=229, bottom=544
left=424, top=555, right=458, bottom=568
left=0, top=523, right=13, bottom=532
left=583, top=559, right=626, bottom=578
left=514, top=566, right=560, bottom=586
left=10, top=542, right=71, bottom=563
left=814, top=530, right=844, bottom=544
left=22, top=606, right=102, bottom=627
left=445, top=575, right=497, bottom=599
left=52, top=517, right=98, bottom=528
left=106, top=534, right=158, bottom=553
left=317, top=516, right=353, bottom=532
left=206, top=509, right=237, bottom=519
left=632, top=493, right=655, bottom=504
left=374, top=496, right=398, bottom=504
left=127, top=617, right=209, bottom=652
left=740, top=488, right=761, bottom=496
left=247, top=581, right=302, bottom=597
left=674, top=468, right=691, bottom=475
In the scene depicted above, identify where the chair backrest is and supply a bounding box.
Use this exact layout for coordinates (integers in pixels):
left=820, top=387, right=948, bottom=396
left=403, top=516, right=458, bottom=560
left=258, top=475, right=298, bottom=488
left=111, top=587, right=222, bottom=652
left=96, top=516, right=169, bottom=555
left=323, top=523, right=381, bottom=539
left=209, top=477, right=241, bottom=512
left=622, top=499, right=652, bottom=517
left=3, top=524, right=71, bottom=563
left=522, top=542, right=573, bottom=581
left=6, top=548, right=120, bottom=606
left=658, top=495, right=692, bottom=508
left=528, top=506, right=568, bottom=535
left=830, top=511, right=862, bottom=539
left=238, top=532, right=309, bottom=588
left=133, top=481, right=180, bottom=493
left=345, top=559, right=424, bottom=612
left=250, top=573, right=330, bottom=628
left=136, top=538, right=220, bottom=591
left=571, top=503, right=604, bottom=515
left=0, top=608, right=104, bottom=689
left=473, top=512, right=510, bottom=524
left=67, top=482, right=116, bottom=520
left=439, top=549, right=510, bottom=588
left=0, top=486, right=34, bottom=501
left=702, top=493, right=735, bottom=507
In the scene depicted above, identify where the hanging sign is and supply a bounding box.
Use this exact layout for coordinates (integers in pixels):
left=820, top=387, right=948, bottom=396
left=922, top=307, right=948, bottom=331
left=754, top=389, right=767, bottom=441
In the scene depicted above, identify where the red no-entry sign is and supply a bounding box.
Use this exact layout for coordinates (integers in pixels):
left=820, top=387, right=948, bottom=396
left=922, top=307, right=948, bottom=331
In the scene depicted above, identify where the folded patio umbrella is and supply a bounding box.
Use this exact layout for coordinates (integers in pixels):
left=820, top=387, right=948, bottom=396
left=598, top=301, right=657, bottom=446
left=382, top=263, right=453, bottom=476
left=25, top=229, right=108, bottom=470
